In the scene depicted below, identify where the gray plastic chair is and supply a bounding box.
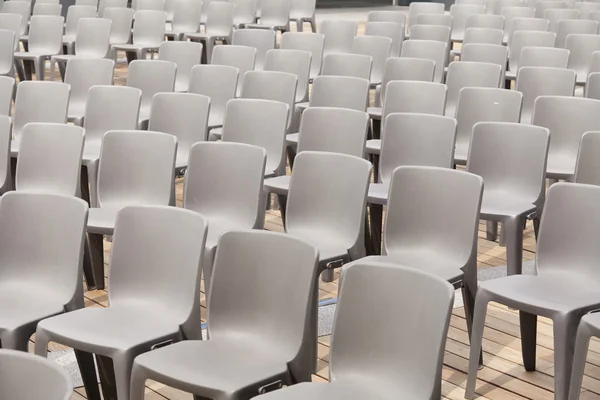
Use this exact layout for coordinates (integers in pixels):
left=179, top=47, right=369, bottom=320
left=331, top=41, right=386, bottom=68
left=575, top=1, right=600, bottom=19
left=544, top=7, right=579, bottom=32
left=507, top=30, right=556, bottom=78
left=570, top=301, right=600, bottom=399
left=573, top=131, right=600, bottom=186
left=280, top=31, right=324, bottom=80
left=83, top=130, right=177, bottom=290
left=165, top=0, right=201, bottom=40
left=253, top=261, right=455, bottom=400
left=465, top=182, right=600, bottom=400
left=365, top=20, right=404, bottom=57
left=535, top=0, right=567, bottom=18
left=16, top=123, right=84, bottom=196
left=501, top=6, right=536, bottom=42
left=231, top=28, right=275, bottom=70
left=184, top=142, right=266, bottom=298
left=465, top=13, right=504, bottom=30
left=14, top=15, right=64, bottom=81
left=319, top=19, right=357, bottom=56
left=533, top=95, right=600, bottom=180
left=148, top=92, right=210, bottom=175
left=99, top=0, right=128, bottom=16
left=36, top=204, right=208, bottom=400
left=0, top=116, right=10, bottom=194
left=400, top=39, right=447, bottom=82
left=415, top=13, right=453, bottom=28
left=519, top=45, right=570, bottom=71
left=0, top=13, right=22, bottom=53
left=32, top=4, right=62, bottom=16
left=0, top=191, right=88, bottom=351
left=455, top=87, right=523, bottom=165
left=0, top=349, right=72, bottom=400
left=445, top=61, right=502, bottom=117
left=1, top=2, right=29, bottom=38
left=185, top=1, right=234, bottom=63
left=130, top=230, right=319, bottom=400
left=111, top=10, right=165, bottom=61
left=211, top=44, right=255, bottom=97
left=0, top=28, right=15, bottom=77
left=462, top=27, right=504, bottom=46
left=351, top=35, right=392, bottom=87
left=451, top=3, right=486, bottom=42
left=158, top=41, right=202, bottom=93
left=410, top=24, right=451, bottom=50
left=189, top=64, right=238, bottom=129
left=586, top=71, right=600, bottom=100
left=566, top=33, right=600, bottom=84
left=368, top=9, right=406, bottom=26
left=62, top=5, right=97, bottom=53
left=516, top=66, right=576, bottom=124
left=0, top=76, right=13, bottom=116
left=104, top=7, right=134, bottom=47
left=320, top=52, right=372, bottom=80
left=507, top=16, right=550, bottom=46
left=408, top=1, right=445, bottom=34
left=556, top=19, right=599, bottom=49
left=467, top=122, right=549, bottom=275
left=460, top=43, right=508, bottom=82
left=264, top=49, right=311, bottom=103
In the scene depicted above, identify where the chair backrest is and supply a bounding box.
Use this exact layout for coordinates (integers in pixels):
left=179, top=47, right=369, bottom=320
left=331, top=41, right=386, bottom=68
left=319, top=19, right=357, bottom=56
left=493, top=0, right=525, bottom=15
left=543, top=8, right=579, bottom=32
left=400, top=39, right=447, bottom=82
left=0, top=116, right=9, bottom=194
left=555, top=19, right=598, bottom=49
left=99, top=0, right=127, bottom=16
left=208, top=230, right=319, bottom=381
left=574, top=131, right=600, bottom=185
left=108, top=205, right=207, bottom=339
left=0, top=349, right=72, bottom=400
left=221, top=98, right=288, bottom=176
left=184, top=142, right=266, bottom=231
left=586, top=71, right=600, bottom=100
left=382, top=80, right=447, bottom=120
left=321, top=53, right=372, bottom=80
left=97, top=130, right=176, bottom=208
left=463, top=27, right=503, bottom=45
left=13, top=81, right=70, bottom=140
left=535, top=0, right=567, bottom=18
left=1, top=2, right=29, bottom=36
left=286, top=151, right=371, bottom=259
left=0, top=192, right=88, bottom=311
left=264, top=49, right=311, bottom=103
left=507, top=16, right=550, bottom=48
left=461, top=43, right=507, bottom=79
left=451, top=4, right=486, bottom=41
left=416, top=13, right=453, bottom=28
left=368, top=10, right=407, bottom=25
left=516, top=66, right=575, bottom=124
left=502, top=6, right=535, bottom=41
left=566, top=33, right=600, bottom=81
left=365, top=21, right=404, bottom=57
left=231, top=28, right=275, bottom=70
left=64, top=5, right=96, bottom=37
left=330, top=262, right=454, bottom=399
left=148, top=92, right=210, bottom=167
left=445, top=61, right=502, bottom=117
left=33, top=3, right=62, bottom=15
left=465, top=13, right=504, bottom=30
left=132, top=10, right=165, bottom=46
left=83, top=85, right=141, bottom=144
left=158, top=41, right=202, bottom=92
left=290, top=0, right=315, bottom=20
left=241, top=70, right=297, bottom=128
left=76, top=0, right=98, bottom=7
left=309, top=75, right=370, bottom=111
left=211, top=44, right=254, bottom=97
left=380, top=113, right=456, bottom=184
left=258, top=0, right=290, bottom=26
left=205, top=0, right=234, bottom=37
left=16, top=123, right=84, bottom=196
left=280, top=32, right=324, bottom=79
left=0, top=76, right=14, bottom=116
left=410, top=24, right=451, bottom=48
left=533, top=96, right=600, bottom=176
left=189, top=64, right=238, bottom=127
left=170, top=0, right=201, bottom=33
left=64, top=58, right=114, bottom=118
left=379, top=57, right=435, bottom=104
left=536, top=182, right=600, bottom=278
left=136, top=0, right=164, bottom=10
left=576, top=1, right=600, bottom=19
left=232, top=0, right=256, bottom=26
left=126, top=60, right=176, bottom=117
left=509, top=30, right=555, bottom=71
left=103, top=7, right=134, bottom=45
left=519, top=45, right=569, bottom=68
left=0, top=13, right=21, bottom=51
left=296, top=107, right=368, bottom=157
left=467, top=122, right=549, bottom=206
left=455, top=87, right=523, bottom=161
left=28, top=15, right=64, bottom=54
left=408, top=1, right=445, bottom=33
left=73, top=17, right=111, bottom=58
left=352, top=35, right=392, bottom=85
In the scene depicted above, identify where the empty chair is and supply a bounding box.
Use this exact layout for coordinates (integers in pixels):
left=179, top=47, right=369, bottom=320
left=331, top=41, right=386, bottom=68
left=566, top=33, right=600, bottom=84
left=280, top=32, right=324, bottom=80
left=555, top=19, right=598, bottom=49
left=0, top=349, right=72, bottom=400
left=0, top=30, right=14, bottom=77
left=502, top=6, right=536, bottom=42
left=16, top=123, right=84, bottom=196
left=99, top=0, right=128, bottom=15
left=507, top=16, right=550, bottom=48
left=319, top=19, right=357, bottom=56
left=591, top=50, right=600, bottom=74
left=516, top=66, right=575, bottom=124
left=0, top=13, right=23, bottom=51
left=111, top=10, right=165, bottom=61
left=136, top=0, right=164, bottom=11
left=408, top=1, right=445, bottom=34
left=62, top=5, right=97, bottom=54
left=0, top=191, right=88, bottom=351
left=49, top=18, right=112, bottom=81
left=533, top=96, right=600, bottom=180
left=451, top=4, right=486, bottom=42
left=76, top=0, right=98, bottom=6
left=507, top=30, right=556, bottom=79
left=543, top=8, right=579, bottom=32
left=535, top=0, right=567, bottom=18
left=1, top=1, right=30, bottom=37
left=519, top=45, right=569, bottom=69
left=0, top=116, right=9, bottom=194
left=454, top=87, right=523, bottom=164
left=365, top=21, right=404, bottom=57
left=222, top=99, right=289, bottom=177
left=104, top=7, right=134, bottom=47
left=126, top=60, right=176, bottom=127
left=586, top=71, right=600, bottom=100
left=189, top=64, right=238, bottom=129
left=185, top=1, right=234, bottom=63
left=0, top=77, right=13, bottom=116
left=158, top=41, right=202, bottom=92
left=255, top=261, right=455, bottom=400
left=465, top=182, right=600, bottom=400
left=165, top=0, right=201, bottom=40
left=416, top=13, right=453, bottom=28
left=232, top=0, right=257, bottom=28
left=445, top=61, right=502, bottom=117
left=321, top=53, right=372, bottom=80
left=368, top=10, right=406, bottom=25
left=462, top=27, right=504, bottom=45
left=410, top=24, right=451, bottom=48
left=492, top=0, right=525, bottom=15
left=465, top=13, right=504, bottom=30
left=36, top=204, right=207, bottom=400
left=573, top=131, right=600, bottom=185
left=265, top=49, right=311, bottom=103
left=148, top=93, right=210, bottom=175
left=64, top=58, right=115, bottom=124
left=401, top=39, right=447, bottom=82
left=461, top=43, right=508, bottom=81
left=211, top=44, right=255, bottom=97
left=245, top=0, right=290, bottom=32
left=231, top=28, right=275, bottom=70
left=14, top=15, right=64, bottom=81
left=575, top=1, right=600, bottom=19
left=80, top=85, right=141, bottom=208
left=32, top=3, right=62, bottom=15
left=352, top=35, right=391, bottom=86
left=129, top=230, right=319, bottom=400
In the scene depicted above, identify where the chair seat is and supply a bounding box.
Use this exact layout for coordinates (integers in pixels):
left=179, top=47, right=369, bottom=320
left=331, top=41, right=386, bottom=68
left=286, top=132, right=299, bottom=146
left=82, top=141, right=101, bottom=163
left=454, top=143, right=468, bottom=164
left=263, top=175, right=290, bottom=196
left=256, top=380, right=389, bottom=400
left=578, top=312, right=600, bottom=337
left=0, top=284, right=65, bottom=332
left=289, top=230, right=349, bottom=263
left=367, top=182, right=389, bottom=205
left=204, top=216, right=247, bottom=251
left=133, top=339, right=289, bottom=397
left=14, top=51, right=55, bottom=59
left=185, top=32, right=229, bottom=41
left=365, top=139, right=381, bottom=155
left=10, top=139, right=20, bottom=156
left=546, top=155, right=576, bottom=180
left=480, top=191, right=537, bottom=220
left=505, top=70, right=516, bottom=80
left=87, top=207, right=120, bottom=235
left=36, top=307, right=182, bottom=354
left=367, top=107, right=382, bottom=120
left=52, top=54, right=94, bottom=63
left=111, top=44, right=157, bottom=52
left=478, top=273, right=600, bottom=316
left=245, top=23, right=285, bottom=30
left=68, top=102, right=86, bottom=120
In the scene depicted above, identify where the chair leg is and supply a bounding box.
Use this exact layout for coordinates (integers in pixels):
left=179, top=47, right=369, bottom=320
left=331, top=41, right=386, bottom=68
left=49, top=59, right=57, bottom=81
left=23, top=60, right=33, bottom=80
left=462, top=281, right=483, bottom=367
left=371, top=119, right=381, bottom=140
left=34, top=57, right=45, bottom=81
left=97, top=355, right=118, bottom=400
left=84, top=232, right=105, bottom=290
left=372, top=154, right=380, bottom=183
left=569, top=323, right=592, bottom=400
left=295, top=19, right=302, bottom=32
left=130, top=361, right=148, bottom=400
left=14, top=60, right=25, bottom=81
left=286, top=146, right=297, bottom=170
left=126, top=51, right=137, bottom=63
left=505, top=216, right=524, bottom=276
left=0, top=330, right=29, bottom=351
left=75, top=350, right=102, bottom=400
left=368, top=203, right=383, bottom=256
left=486, top=220, right=497, bottom=241
left=276, top=194, right=287, bottom=224
left=519, top=310, right=537, bottom=371
left=465, top=290, right=491, bottom=399
left=205, top=40, right=215, bottom=63
left=553, top=314, right=581, bottom=400
left=310, top=18, right=316, bottom=33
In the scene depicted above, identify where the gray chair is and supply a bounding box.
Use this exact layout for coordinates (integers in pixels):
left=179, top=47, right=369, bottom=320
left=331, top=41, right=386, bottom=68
left=211, top=45, right=256, bottom=97
left=320, top=52, right=372, bottom=81
left=253, top=261, right=455, bottom=400
left=36, top=205, right=208, bottom=400
left=0, top=349, right=72, bottom=400
left=444, top=61, right=502, bottom=117
left=189, top=64, right=239, bottom=129
left=264, top=49, right=311, bottom=103
left=574, top=131, right=600, bottom=186
left=130, top=230, right=319, bottom=400
left=0, top=116, right=9, bottom=195
left=466, top=182, right=600, bottom=400
left=0, top=191, right=88, bottom=351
